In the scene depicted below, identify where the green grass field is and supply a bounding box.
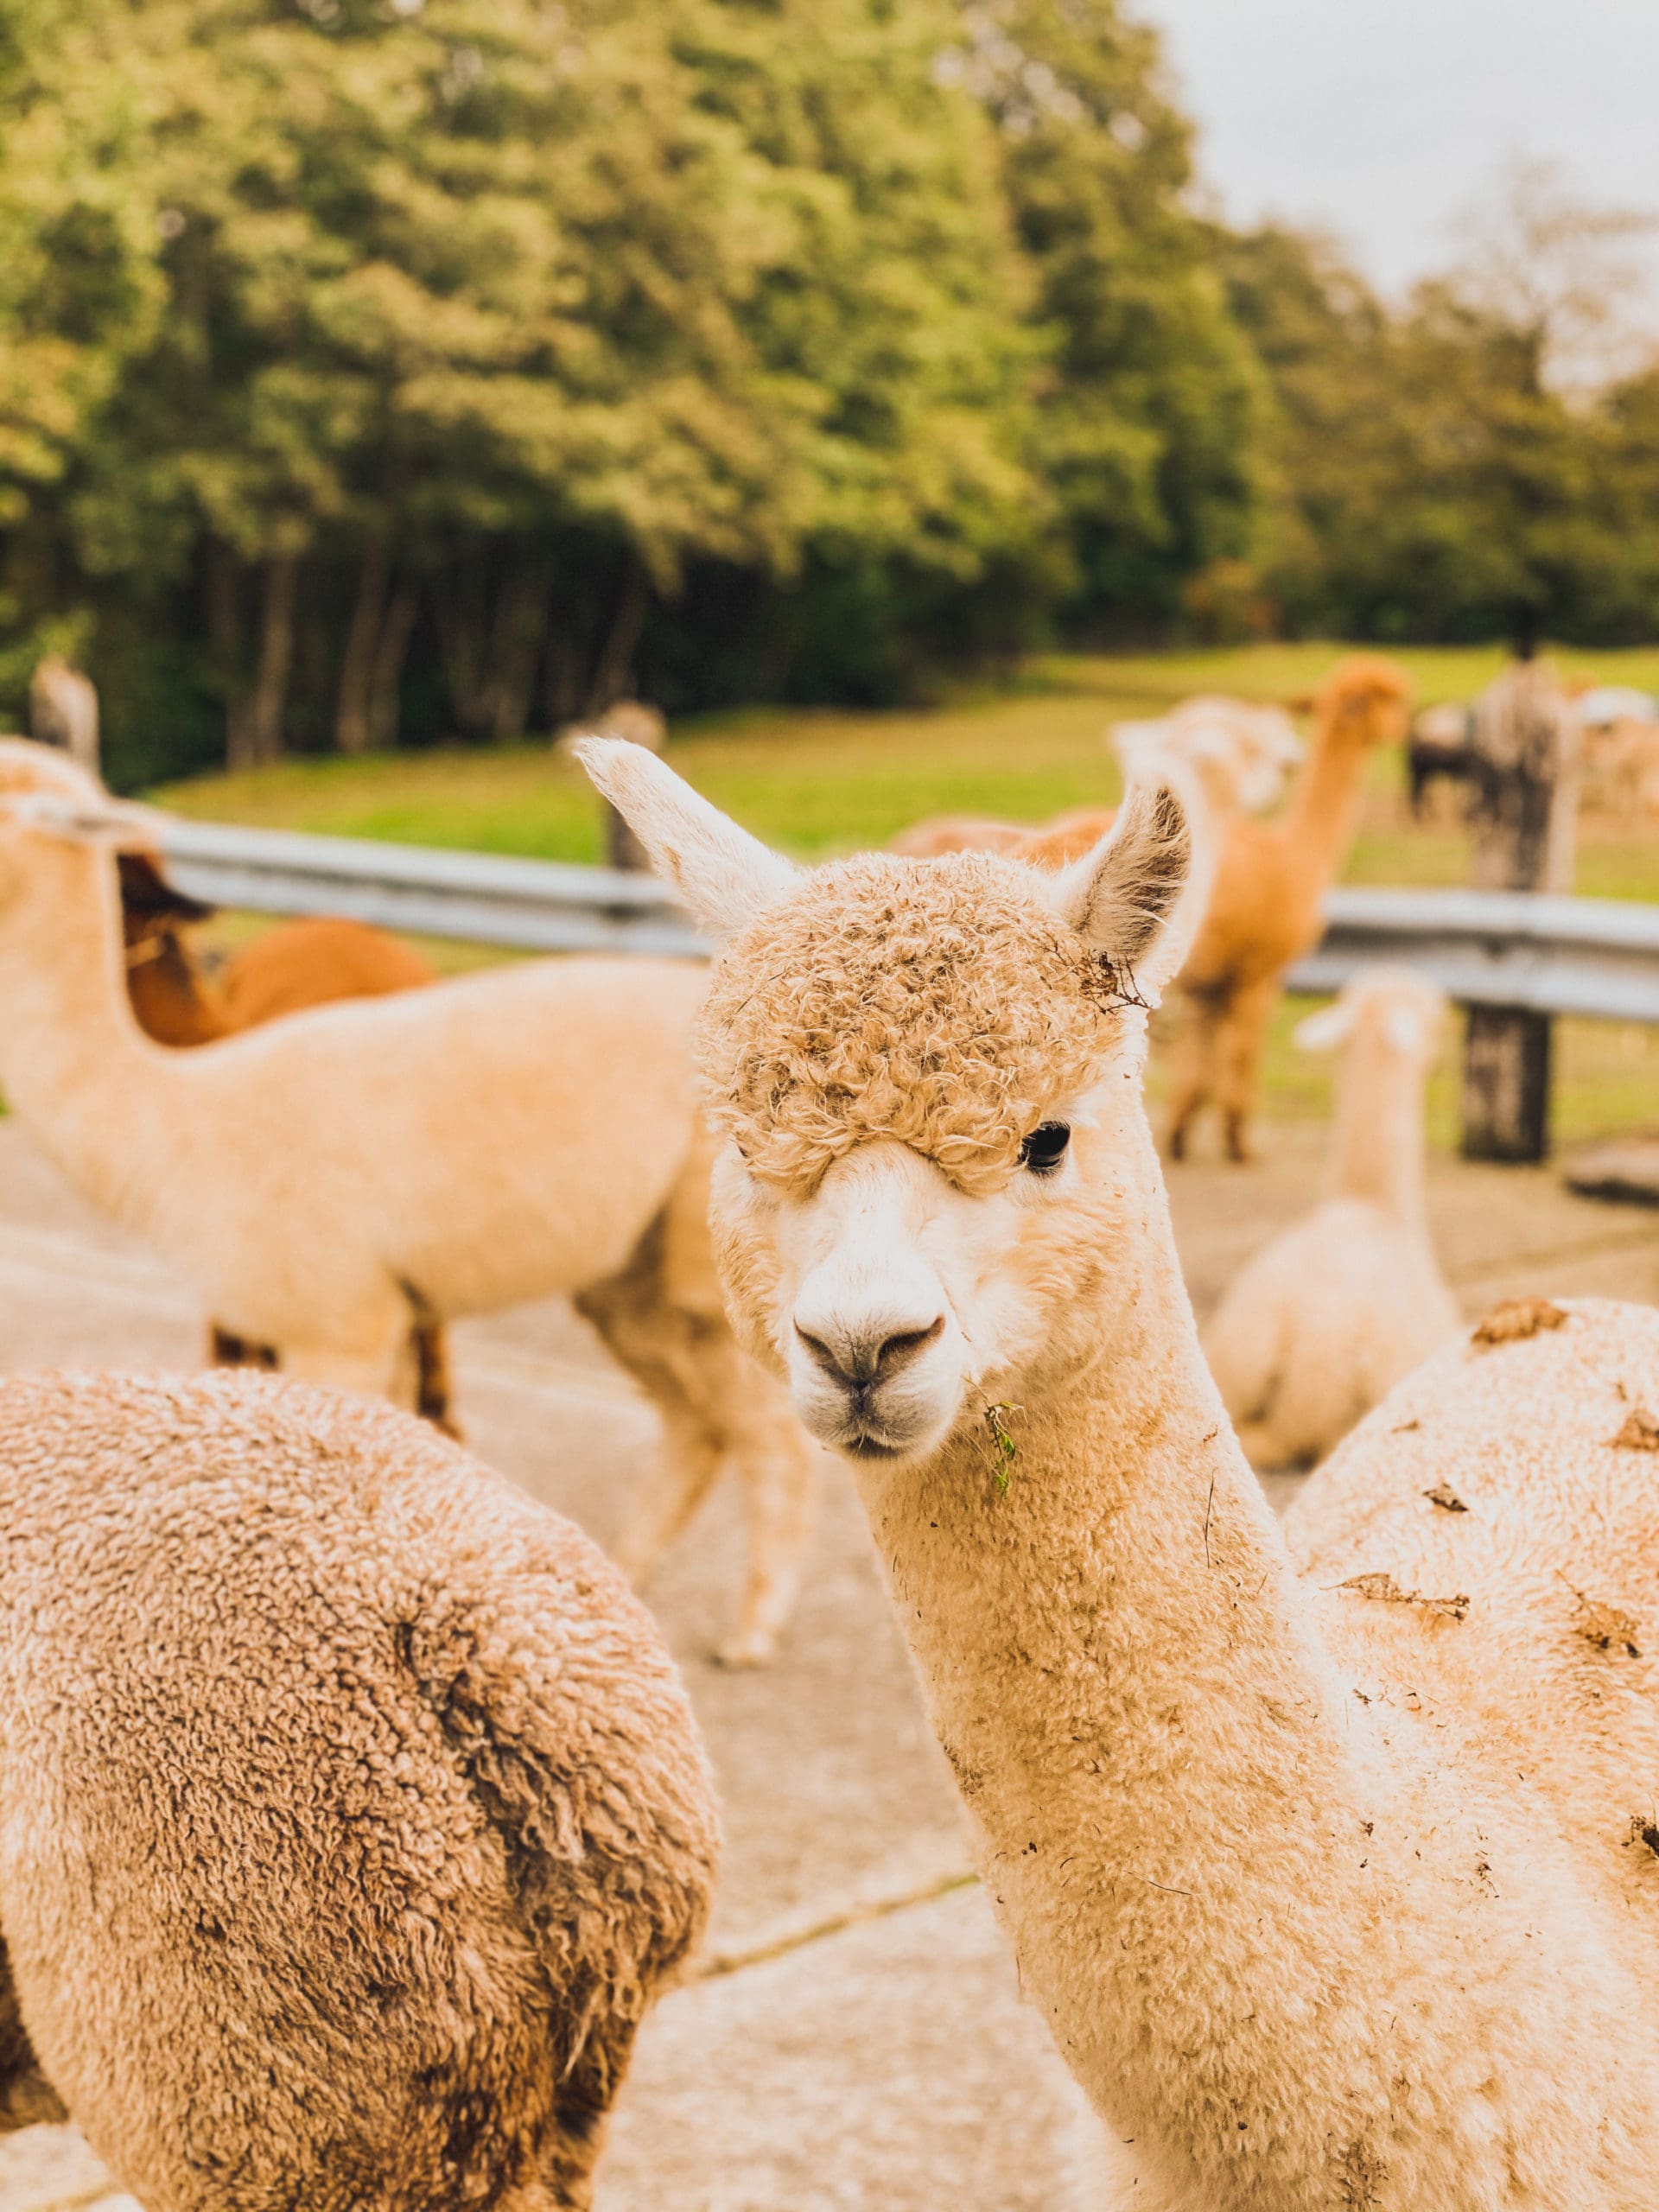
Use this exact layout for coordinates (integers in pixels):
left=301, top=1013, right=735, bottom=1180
left=155, top=642, right=1659, bottom=1152
left=157, top=641, right=1659, bottom=901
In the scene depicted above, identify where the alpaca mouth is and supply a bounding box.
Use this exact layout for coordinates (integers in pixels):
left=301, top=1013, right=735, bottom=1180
left=841, top=1430, right=908, bottom=1461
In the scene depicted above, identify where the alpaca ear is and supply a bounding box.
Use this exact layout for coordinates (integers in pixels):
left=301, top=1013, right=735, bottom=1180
left=1294, top=1001, right=1352, bottom=1053
left=1046, top=768, right=1211, bottom=1004
left=573, top=735, right=801, bottom=939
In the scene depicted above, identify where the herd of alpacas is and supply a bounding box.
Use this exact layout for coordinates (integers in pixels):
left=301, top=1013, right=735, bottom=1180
left=0, top=658, right=1654, bottom=2210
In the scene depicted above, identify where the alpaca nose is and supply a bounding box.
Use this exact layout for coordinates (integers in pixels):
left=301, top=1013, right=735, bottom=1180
left=793, top=1311, right=946, bottom=1392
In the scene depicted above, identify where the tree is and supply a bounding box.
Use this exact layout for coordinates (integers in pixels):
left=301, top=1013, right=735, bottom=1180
left=942, top=0, right=1268, bottom=632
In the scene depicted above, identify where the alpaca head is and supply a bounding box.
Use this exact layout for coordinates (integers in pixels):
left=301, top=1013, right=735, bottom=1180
left=577, top=739, right=1210, bottom=1466
left=1113, top=701, right=1302, bottom=819
left=1294, top=965, right=1446, bottom=1075
left=1307, top=654, right=1414, bottom=752
left=0, top=744, right=159, bottom=925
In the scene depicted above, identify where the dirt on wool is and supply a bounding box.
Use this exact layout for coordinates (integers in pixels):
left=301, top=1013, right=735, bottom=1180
left=1471, top=1297, right=1568, bottom=1348
left=1611, top=1405, right=1659, bottom=1451
left=1336, top=1573, right=1469, bottom=1622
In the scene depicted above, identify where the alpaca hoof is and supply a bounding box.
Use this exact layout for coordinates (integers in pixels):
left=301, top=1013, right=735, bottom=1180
left=1166, top=1127, right=1189, bottom=1163
left=712, top=1630, right=775, bottom=1669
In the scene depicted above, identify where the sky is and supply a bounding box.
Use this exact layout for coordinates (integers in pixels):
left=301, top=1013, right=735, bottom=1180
left=1143, top=0, right=1659, bottom=299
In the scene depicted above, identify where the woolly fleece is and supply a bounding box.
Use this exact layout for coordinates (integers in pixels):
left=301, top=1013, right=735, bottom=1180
left=702, top=849, right=1130, bottom=1196
left=0, top=1370, right=718, bottom=2210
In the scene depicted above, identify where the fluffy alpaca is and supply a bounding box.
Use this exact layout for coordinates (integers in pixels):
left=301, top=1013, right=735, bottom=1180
left=0, top=744, right=451, bottom=1415
left=1202, top=968, right=1462, bottom=1469
left=888, top=696, right=1300, bottom=863
left=1166, top=653, right=1414, bottom=1163
left=0, top=752, right=817, bottom=1665
left=578, top=729, right=1659, bottom=2211
left=0, top=1368, right=717, bottom=2209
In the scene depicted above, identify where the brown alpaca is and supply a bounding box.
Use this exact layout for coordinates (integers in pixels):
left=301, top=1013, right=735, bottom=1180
left=1166, top=653, right=1414, bottom=1164
left=0, top=1370, right=718, bottom=2209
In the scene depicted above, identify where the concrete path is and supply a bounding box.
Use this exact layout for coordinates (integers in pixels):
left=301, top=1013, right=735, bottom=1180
left=1, top=1121, right=1656, bottom=2211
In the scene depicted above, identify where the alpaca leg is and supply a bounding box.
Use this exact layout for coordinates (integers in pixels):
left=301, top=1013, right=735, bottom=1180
left=207, top=1323, right=278, bottom=1370
left=1216, top=978, right=1279, bottom=1164
left=413, top=1320, right=459, bottom=1437
left=1164, top=990, right=1218, bottom=1161
left=611, top=1401, right=724, bottom=1592
left=576, top=1236, right=729, bottom=1589
left=717, top=1373, right=821, bottom=1669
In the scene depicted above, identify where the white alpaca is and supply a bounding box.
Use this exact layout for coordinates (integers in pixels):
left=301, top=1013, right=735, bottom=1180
left=1202, top=967, right=1462, bottom=1468
left=578, top=730, right=1659, bottom=2212
left=889, top=695, right=1301, bottom=863
left=1111, top=696, right=1302, bottom=817
left=0, top=749, right=817, bottom=1664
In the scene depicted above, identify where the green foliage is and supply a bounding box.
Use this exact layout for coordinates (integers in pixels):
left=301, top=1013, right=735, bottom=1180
left=959, top=0, right=1266, bottom=626
left=0, top=0, right=1280, bottom=768
left=2, top=4, right=1654, bottom=775
left=1225, top=219, right=1659, bottom=646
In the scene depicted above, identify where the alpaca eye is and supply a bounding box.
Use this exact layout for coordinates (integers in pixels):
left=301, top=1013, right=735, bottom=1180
left=1019, top=1122, right=1071, bottom=1174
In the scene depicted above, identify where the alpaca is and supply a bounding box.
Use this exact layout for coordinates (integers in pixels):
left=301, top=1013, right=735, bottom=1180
left=0, top=744, right=451, bottom=1419
left=0, top=1368, right=717, bottom=2209
left=119, top=860, right=437, bottom=1045
left=888, top=697, right=1301, bottom=864
left=1202, top=968, right=1462, bottom=1469
left=0, top=753, right=818, bottom=1665
left=1404, top=702, right=1474, bottom=821
left=1166, top=652, right=1413, bottom=1163
left=577, top=728, right=1659, bottom=2212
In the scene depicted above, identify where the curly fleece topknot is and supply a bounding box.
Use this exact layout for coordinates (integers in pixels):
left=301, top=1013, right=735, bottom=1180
left=698, top=849, right=1128, bottom=1195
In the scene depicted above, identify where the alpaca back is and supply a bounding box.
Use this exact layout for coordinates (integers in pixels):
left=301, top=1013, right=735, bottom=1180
left=0, top=1370, right=717, bottom=2212
left=1286, top=1298, right=1659, bottom=1912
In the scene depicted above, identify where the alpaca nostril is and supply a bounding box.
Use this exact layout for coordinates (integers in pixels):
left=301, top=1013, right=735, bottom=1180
left=874, top=1314, right=946, bottom=1380
left=794, top=1313, right=946, bottom=1390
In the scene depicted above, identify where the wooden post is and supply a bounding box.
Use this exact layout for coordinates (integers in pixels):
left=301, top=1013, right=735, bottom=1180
left=1459, top=1005, right=1552, bottom=1163
left=1460, top=648, right=1572, bottom=1163
left=560, top=700, right=666, bottom=872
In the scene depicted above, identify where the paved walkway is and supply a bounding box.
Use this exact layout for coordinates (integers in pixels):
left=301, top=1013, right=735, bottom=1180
left=1, top=1122, right=1656, bottom=2211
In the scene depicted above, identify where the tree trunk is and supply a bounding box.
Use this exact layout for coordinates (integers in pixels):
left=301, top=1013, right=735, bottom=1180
left=432, top=555, right=494, bottom=741
left=367, top=578, right=420, bottom=751
left=336, top=543, right=391, bottom=755
left=488, top=566, right=551, bottom=742
left=206, top=540, right=256, bottom=770
left=543, top=631, right=585, bottom=728
left=584, top=556, right=649, bottom=715
left=235, top=551, right=299, bottom=770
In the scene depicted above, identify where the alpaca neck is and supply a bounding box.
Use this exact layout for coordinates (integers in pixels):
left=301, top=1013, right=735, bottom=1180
left=0, top=862, right=177, bottom=1230
left=855, top=1145, right=1396, bottom=2184
left=1280, top=718, right=1370, bottom=887
left=1326, top=1036, right=1429, bottom=1224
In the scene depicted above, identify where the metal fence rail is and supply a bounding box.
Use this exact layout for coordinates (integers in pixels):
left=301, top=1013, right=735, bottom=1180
left=157, top=817, right=1659, bottom=1024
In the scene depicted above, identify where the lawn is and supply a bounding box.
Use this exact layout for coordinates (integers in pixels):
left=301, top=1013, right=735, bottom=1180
left=154, top=642, right=1659, bottom=1151
left=156, top=641, right=1659, bottom=902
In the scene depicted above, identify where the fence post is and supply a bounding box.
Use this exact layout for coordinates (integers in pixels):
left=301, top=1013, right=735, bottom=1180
left=1459, top=1004, right=1552, bottom=1163
left=1459, top=649, right=1573, bottom=1162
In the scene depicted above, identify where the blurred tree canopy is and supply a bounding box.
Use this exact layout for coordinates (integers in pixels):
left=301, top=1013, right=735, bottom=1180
left=0, top=3, right=1655, bottom=779
left=1223, top=174, right=1659, bottom=647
